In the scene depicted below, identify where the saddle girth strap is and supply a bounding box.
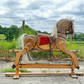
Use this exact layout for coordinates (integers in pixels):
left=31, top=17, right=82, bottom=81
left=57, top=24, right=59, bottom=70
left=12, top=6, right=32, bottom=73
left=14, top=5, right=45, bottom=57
left=48, top=37, right=52, bottom=59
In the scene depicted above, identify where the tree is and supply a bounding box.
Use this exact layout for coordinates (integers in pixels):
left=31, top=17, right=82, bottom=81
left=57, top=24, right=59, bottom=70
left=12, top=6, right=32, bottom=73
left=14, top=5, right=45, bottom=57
left=5, top=31, right=14, bottom=41
left=72, top=32, right=84, bottom=41
left=73, top=33, right=77, bottom=40
left=15, top=30, right=19, bottom=39
left=0, top=25, right=3, bottom=34
left=10, top=25, right=18, bottom=34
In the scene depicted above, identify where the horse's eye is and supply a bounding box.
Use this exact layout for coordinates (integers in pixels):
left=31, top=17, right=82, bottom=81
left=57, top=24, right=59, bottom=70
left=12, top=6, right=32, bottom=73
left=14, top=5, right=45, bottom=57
left=66, top=31, right=69, bottom=33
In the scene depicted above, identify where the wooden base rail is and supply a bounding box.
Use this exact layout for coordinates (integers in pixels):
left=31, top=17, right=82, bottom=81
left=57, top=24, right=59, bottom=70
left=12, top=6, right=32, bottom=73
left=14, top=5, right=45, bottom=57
left=6, top=72, right=83, bottom=79
left=12, top=64, right=76, bottom=68
left=5, top=63, right=83, bottom=79
left=9, top=49, right=81, bottom=53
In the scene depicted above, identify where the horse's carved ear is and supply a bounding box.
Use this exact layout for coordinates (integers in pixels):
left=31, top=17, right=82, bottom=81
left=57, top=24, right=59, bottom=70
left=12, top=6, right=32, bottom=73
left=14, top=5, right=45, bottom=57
left=72, top=20, right=74, bottom=22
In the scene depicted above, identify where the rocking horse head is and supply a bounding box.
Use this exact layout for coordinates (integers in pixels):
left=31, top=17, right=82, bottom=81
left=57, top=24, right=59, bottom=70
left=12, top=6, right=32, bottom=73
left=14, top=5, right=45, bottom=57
left=51, top=19, right=75, bottom=38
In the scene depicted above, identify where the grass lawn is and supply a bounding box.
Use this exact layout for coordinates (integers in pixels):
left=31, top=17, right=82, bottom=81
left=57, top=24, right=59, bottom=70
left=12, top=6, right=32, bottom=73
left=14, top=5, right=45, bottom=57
left=0, top=34, right=6, bottom=40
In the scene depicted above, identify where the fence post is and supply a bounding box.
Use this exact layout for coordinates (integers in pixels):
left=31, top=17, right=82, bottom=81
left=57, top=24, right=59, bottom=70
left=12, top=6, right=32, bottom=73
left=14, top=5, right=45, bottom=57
left=22, top=21, right=25, bottom=34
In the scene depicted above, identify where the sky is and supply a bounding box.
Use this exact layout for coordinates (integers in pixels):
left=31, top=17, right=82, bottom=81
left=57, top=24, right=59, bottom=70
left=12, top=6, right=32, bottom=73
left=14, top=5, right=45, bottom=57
left=0, top=0, right=84, bottom=33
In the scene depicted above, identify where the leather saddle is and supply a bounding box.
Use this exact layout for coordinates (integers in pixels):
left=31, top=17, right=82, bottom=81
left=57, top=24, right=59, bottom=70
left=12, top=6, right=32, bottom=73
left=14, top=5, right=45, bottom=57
left=39, top=35, right=55, bottom=45
left=38, top=34, right=55, bottom=59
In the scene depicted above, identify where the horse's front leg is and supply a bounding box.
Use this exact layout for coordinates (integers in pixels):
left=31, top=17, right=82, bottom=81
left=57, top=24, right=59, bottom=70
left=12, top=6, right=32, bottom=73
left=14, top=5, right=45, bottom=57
left=57, top=40, right=79, bottom=69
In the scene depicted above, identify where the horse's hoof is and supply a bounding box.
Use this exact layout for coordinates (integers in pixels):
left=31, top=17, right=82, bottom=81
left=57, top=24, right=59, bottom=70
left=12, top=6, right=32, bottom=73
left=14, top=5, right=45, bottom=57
left=76, top=66, right=80, bottom=69
left=12, top=64, right=16, bottom=69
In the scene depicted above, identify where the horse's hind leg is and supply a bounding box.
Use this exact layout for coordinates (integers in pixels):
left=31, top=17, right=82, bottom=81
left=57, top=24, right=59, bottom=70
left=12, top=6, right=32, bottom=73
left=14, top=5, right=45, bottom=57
left=12, top=36, right=36, bottom=69
left=57, top=40, right=79, bottom=69
left=12, top=43, right=33, bottom=68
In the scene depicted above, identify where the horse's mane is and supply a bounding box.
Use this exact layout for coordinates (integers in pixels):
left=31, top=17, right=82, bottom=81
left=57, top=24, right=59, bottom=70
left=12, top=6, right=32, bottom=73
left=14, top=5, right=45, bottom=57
left=51, top=19, right=74, bottom=38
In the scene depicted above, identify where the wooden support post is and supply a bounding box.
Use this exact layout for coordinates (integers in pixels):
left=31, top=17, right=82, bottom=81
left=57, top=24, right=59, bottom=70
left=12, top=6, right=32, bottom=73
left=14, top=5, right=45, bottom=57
left=13, top=68, right=19, bottom=79
left=71, top=59, right=78, bottom=79
left=22, top=20, right=25, bottom=34
left=71, top=59, right=74, bottom=74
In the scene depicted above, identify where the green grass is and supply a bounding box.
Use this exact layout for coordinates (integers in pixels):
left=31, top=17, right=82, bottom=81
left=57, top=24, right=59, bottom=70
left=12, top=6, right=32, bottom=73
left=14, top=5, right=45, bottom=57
left=56, top=70, right=60, bottom=73
left=2, top=68, right=31, bottom=73
left=0, top=40, right=17, bottom=50
left=67, top=41, right=84, bottom=58
left=41, top=70, right=47, bottom=73
left=0, top=40, right=17, bottom=61
left=0, top=34, right=6, bottom=39
left=31, top=52, right=49, bottom=58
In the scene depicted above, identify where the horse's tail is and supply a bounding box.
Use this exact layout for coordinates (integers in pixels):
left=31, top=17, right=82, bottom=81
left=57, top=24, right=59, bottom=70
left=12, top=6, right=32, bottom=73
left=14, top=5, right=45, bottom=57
left=21, top=34, right=33, bottom=63
left=21, top=34, right=27, bottom=49
left=19, top=34, right=29, bottom=63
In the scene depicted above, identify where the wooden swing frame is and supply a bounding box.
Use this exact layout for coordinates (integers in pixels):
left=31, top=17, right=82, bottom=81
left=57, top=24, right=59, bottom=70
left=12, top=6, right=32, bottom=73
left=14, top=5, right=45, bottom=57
left=5, top=49, right=83, bottom=79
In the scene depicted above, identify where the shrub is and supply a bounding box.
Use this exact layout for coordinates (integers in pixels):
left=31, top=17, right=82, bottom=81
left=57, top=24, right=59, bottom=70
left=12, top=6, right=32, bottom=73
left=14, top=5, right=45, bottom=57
left=5, top=31, right=14, bottom=41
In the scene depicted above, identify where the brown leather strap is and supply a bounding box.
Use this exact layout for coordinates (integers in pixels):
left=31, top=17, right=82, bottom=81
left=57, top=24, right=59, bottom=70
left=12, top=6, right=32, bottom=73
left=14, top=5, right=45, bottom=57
left=48, top=36, right=54, bottom=43
left=48, top=37, right=52, bottom=59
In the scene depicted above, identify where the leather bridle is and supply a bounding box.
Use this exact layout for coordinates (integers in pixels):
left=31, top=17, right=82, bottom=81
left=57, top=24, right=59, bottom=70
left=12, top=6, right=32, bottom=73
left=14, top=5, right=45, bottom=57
left=66, top=21, right=74, bottom=35
left=57, top=21, right=74, bottom=35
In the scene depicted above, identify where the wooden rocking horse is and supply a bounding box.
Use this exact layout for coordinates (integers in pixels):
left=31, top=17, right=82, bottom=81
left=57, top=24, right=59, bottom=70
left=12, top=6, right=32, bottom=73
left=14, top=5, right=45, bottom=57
left=6, top=19, right=83, bottom=79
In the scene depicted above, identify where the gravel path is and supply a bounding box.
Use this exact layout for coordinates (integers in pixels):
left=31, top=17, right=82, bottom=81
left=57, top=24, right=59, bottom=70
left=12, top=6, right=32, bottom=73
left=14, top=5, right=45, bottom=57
left=0, top=60, right=84, bottom=84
